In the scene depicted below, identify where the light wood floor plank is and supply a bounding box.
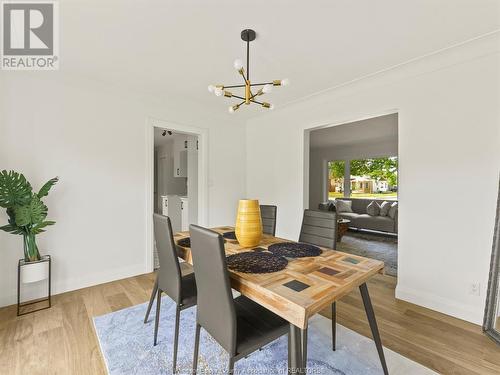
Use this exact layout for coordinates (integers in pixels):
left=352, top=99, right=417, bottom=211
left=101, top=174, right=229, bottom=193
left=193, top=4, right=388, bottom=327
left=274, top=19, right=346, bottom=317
left=0, top=272, right=498, bottom=374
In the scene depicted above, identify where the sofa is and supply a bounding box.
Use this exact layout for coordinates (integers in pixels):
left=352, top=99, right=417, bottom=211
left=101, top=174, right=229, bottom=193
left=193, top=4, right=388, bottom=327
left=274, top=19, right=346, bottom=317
left=319, top=198, right=398, bottom=234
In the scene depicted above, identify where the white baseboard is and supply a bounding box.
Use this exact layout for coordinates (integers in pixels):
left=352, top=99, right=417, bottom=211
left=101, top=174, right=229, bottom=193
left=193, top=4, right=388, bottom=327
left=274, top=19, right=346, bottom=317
left=395, top=285, right=483, bottom=325
left=0, top=263, right=148, bottom=308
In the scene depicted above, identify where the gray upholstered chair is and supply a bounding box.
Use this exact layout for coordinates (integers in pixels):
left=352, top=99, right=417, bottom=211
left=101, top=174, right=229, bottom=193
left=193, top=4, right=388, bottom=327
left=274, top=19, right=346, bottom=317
left=260, top=204, right=277, bottom=236
left=298, top=209, right=339, bottom=351
left=144, top=214, right=197, bottom=373
left=189, top=225, right=289, bottom=374
left=299, top=209, right=337, bottom=250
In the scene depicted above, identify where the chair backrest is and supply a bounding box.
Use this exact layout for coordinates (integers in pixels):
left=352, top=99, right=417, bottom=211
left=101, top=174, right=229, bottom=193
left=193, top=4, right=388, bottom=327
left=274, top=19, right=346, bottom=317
left=153, top=214, right=182, bottom=303
left=299, top=209, right=337, bottom=250
left=189, top=224, right=237, bottom=355
left=260, top=205, right=277, bottom=236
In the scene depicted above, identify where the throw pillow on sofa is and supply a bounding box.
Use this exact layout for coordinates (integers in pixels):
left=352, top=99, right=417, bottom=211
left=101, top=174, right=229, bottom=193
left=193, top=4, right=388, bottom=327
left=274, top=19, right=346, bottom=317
left=366, top=201, right=380, bottom=216
left=335, top=199, right=353, bottom=213
left=388, top=202, right=398, bottom=219
left=379, top=201, right=391, bottom=216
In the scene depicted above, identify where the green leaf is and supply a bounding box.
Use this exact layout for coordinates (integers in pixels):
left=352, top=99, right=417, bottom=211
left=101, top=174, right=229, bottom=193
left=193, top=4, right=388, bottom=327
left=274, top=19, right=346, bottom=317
left=14, top=195, right=48, bottom=227
left=32, top=220, right=55, bottom=234
left=37, top=177, right=58, bottom=198
left=0, top=170, right=32, bottom=208
left=0, top=224, right=24, bottom=234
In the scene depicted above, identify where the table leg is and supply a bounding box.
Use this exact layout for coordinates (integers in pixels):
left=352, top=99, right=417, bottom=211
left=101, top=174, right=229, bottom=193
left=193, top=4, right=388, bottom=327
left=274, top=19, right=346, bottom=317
left=301, top=327, right=308, bottom=369
left=288, top=324, right=308, bottom=374
left=288, top=324, right=301, bottom=374
left=359, top=283, right=389, bottom=375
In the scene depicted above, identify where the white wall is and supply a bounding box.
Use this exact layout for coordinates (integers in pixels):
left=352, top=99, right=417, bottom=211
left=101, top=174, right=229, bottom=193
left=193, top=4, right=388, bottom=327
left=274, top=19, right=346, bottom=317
left=246, top=33, right=500, bottom=324
left=0, top=73, right=246, bottom=307
left=309, top=139, right=398, bottom=208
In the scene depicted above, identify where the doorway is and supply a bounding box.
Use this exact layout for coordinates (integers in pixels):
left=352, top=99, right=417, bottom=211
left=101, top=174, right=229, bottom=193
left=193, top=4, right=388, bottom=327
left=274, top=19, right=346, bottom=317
left=307, top=113, right=399, bottom=277
left=146, top=118, right=208, bottom=272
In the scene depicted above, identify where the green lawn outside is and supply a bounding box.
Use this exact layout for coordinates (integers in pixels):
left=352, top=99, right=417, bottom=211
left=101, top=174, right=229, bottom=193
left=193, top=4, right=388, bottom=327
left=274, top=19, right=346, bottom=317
left=328, top=191, right=397, bottom=200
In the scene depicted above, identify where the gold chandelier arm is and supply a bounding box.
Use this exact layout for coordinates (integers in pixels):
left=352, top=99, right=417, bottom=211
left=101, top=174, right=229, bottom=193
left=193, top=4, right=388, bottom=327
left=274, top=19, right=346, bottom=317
left=249, top=82, right=273, bottom=87
left=237, top=69, right=247, bottom=85
left=223, top=84, right=247, bottom=89
left=249, top=88, right=264, bottom=100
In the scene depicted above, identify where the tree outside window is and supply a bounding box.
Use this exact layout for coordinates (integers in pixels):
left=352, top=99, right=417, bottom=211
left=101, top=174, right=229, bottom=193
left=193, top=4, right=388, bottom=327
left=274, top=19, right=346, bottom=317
left=328, top=156, right=397, bottom=200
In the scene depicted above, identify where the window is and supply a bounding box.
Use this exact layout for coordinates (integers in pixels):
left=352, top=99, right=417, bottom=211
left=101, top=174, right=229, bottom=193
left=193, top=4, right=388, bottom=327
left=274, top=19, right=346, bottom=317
left=328, top=156, right=398, bottom=200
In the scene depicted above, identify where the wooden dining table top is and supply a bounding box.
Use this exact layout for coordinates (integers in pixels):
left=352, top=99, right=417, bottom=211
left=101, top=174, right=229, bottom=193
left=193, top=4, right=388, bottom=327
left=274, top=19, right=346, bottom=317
left=174, top=226, right=384, bottom=329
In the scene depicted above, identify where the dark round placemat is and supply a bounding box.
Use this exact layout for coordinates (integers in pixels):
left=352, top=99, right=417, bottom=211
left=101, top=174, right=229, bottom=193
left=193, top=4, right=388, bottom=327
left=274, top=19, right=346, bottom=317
left=226, top=252, right=288, bottom=273
left=222, top=231, right=237, bottom=240
left=268, top=242, right=322, bottom=258
left=177, top=237, right=191, bottom=248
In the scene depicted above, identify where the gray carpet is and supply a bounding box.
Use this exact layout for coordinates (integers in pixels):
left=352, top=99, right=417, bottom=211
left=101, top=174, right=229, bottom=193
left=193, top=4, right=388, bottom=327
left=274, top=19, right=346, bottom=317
left=337, top=230, right=398, bottom=277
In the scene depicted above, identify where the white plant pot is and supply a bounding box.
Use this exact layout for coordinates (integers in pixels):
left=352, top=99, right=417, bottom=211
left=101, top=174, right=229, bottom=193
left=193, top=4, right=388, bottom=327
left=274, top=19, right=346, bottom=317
left=21, top=260, right=49, bottom=284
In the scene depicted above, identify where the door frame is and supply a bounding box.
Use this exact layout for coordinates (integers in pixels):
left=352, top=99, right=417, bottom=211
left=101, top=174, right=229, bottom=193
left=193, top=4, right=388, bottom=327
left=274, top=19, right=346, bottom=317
left=145, top=117, right=209, bottom=272
left=302, top=109, right=399, bottom=210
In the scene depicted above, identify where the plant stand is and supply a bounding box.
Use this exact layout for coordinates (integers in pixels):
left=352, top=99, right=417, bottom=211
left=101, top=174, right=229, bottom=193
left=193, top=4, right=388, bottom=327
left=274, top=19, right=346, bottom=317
left=17, top=255, right=51, bottom=316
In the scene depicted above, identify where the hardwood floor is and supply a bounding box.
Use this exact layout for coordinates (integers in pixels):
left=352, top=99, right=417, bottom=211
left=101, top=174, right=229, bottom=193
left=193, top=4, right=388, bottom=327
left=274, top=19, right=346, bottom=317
left=0, top=272, right=498, bottom=374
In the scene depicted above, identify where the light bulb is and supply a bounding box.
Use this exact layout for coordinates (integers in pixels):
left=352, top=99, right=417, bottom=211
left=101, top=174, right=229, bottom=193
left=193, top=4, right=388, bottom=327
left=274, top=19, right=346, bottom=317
left=228, top=106, right=235, bottom=113
left=262, top=84, right=273, bottom=93
left=233, top=59, right=244, bottom=71
left=214, top=87, right=223, bottom=97
left=281, top=78, right=290, bottom=86
left=207, top=85, right=215, bottom=93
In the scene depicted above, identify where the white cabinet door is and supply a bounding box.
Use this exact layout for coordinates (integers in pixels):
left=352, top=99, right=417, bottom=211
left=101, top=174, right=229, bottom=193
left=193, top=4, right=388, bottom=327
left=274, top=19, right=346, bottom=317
left=161, top=196, right=169, bottom=216
left=173, top=136, right=188, bottom=177
left=180, top=198, right=189, bottom=231
left=165, top=195, right=182, bottom=233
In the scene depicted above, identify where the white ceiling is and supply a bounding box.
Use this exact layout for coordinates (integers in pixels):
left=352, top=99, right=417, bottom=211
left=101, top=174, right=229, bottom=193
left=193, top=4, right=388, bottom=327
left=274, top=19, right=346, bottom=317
left=310, top=113, right=398, bottom=150
left=60, top=0, right=499, bottom=118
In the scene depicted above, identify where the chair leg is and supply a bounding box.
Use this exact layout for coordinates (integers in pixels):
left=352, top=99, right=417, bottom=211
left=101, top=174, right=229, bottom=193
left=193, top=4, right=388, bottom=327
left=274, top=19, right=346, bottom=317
left=144, top=276, right=158, bottom=323
left=192, top=323, right=201, bottom=375
left=228, top=357, right=235, bottom=375
left=172, top=304, right=181, bottom=373
left=332, top=301, right=336, bottom=351
left=359, top=283, right=389, bottom=375
left=153, top=288, right=162, bottom=346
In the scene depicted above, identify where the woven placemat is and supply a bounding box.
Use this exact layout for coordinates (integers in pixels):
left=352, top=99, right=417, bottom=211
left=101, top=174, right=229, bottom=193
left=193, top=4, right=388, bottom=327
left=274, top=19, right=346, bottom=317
left=222, top=231, right=237, bottom=240
left=268, top=242, right=322, bottom=258
left=176, top=237, right=191, bottom=248
left=226, top=252, right=288, bottom=273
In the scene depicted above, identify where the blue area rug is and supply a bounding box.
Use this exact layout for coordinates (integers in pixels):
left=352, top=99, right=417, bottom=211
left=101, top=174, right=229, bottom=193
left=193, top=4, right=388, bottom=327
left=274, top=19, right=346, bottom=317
left=93, top=297, right=386, bottom=375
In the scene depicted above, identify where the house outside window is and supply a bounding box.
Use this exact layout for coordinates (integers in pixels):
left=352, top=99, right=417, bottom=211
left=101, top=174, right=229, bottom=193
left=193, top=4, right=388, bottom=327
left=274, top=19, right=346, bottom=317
left=328, top=156, right=397, bottom=200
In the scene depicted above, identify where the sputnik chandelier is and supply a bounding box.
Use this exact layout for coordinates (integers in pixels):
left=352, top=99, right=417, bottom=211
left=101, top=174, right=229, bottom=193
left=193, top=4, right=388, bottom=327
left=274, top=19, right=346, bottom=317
left=208, top=29, right=289, bottom=113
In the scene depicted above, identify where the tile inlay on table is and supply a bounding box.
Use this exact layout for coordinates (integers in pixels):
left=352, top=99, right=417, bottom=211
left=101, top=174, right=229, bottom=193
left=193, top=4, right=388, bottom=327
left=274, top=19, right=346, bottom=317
left=317, top=267, right=340, bottom=276
left=283, top=279, right=311, bottom=292
left=344, top=257, right=361, bottom=264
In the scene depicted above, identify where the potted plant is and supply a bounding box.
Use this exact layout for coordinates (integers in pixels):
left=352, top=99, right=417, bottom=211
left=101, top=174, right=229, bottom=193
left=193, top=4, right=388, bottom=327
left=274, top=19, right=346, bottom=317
left=0, top=170, right=58, bottom=283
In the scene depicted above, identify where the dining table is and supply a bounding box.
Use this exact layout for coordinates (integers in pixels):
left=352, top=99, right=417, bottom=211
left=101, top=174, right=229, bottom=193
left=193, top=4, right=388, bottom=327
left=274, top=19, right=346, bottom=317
left=174, top=226, right=388, bottom=374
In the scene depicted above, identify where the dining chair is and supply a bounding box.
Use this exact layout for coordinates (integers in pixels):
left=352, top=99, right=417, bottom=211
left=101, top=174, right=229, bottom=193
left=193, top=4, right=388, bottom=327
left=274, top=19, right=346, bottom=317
left=260, top=204, right=277, bottom=236
left=144, top=214, right=197, bottom=373
left=189, top=224, right=289, bottom=374
left=298, top=209, right=339, bottom=351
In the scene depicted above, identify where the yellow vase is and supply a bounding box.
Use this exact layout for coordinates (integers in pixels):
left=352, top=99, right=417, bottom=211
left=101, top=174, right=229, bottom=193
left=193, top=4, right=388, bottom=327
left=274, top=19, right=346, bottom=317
left=235, top=199, right=263, bottom=248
